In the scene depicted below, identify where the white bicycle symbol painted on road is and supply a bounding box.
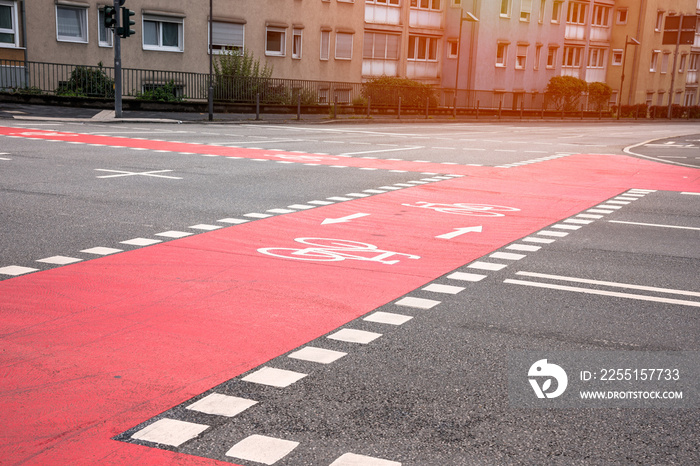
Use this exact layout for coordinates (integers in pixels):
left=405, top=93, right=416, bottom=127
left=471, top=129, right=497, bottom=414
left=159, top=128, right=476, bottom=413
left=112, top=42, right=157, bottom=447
left=401, top=202, right=520, bottom=217
left=258, top=238, right=420, bottom=265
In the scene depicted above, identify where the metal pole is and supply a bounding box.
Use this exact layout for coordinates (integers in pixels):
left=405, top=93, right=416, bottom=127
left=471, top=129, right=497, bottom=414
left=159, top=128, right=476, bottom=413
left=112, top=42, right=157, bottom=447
left=618, top=36, right=629, bottom=120
left=297, top=93, right=301, bottom=120
left=113, top=0, right=122, bottom=118
left=255, top=93, right=260, bottom=120
left=667, top=16, right=682, bottom=120
left=208, top=0, right=213, bottom=121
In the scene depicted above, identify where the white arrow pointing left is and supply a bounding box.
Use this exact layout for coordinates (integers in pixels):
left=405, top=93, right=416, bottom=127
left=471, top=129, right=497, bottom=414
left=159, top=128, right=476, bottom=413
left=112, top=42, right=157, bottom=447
left=321, top=213, right=371, bottom=225
left=436, top=226, right=483, bottom=239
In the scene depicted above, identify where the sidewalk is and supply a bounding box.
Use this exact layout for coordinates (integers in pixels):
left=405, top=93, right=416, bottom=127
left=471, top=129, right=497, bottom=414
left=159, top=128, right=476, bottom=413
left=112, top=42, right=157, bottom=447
left=1, top=102, right=690, bottom=125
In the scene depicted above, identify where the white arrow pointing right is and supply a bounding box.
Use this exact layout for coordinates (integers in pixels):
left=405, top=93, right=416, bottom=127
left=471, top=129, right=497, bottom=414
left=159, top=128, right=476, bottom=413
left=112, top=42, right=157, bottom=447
left=435, top=226, right=483, bottom=239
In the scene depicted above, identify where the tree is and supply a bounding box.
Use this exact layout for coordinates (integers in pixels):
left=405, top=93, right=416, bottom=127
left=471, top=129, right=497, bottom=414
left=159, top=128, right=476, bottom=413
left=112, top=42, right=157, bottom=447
left=587, top=82, right=612, bottom=112
left=546, top=76, right=587, bottom=112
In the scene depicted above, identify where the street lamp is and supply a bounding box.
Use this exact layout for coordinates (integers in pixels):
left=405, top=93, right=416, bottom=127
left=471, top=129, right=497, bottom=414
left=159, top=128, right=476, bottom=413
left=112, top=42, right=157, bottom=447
left=453, top=9, right=479, bottom=118
left=617, top=35, right=640, bottom=120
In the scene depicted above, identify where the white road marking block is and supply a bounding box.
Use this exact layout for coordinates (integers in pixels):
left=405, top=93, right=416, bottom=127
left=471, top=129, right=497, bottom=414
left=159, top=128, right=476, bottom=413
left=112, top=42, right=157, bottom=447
left=395, top=296, right=442, bottom=309
left=242, top=367, right=307, bottom=388
left=364, top=312, right=413, bottom=325
left=422, top=283, right=466, bottom=294
left=36, top=256, right=82, bottom=265
left=288, top=346, right=347, bottom=364
left=0, top=265, right=39, bottom=276
left=131, top=418, right=209, bottom=447
left=330, top=452, right=402, bottom=466
left=467, top=261, right=507, bottom=271
left=80, top=246, right=122, bottom=255
left=328, top=328, right=383, bottom=344
left=447, top=272, right=487, bottom=282
left=226, top=435, right=300, bottom=465
left=186, top=393, right=258, bottom=417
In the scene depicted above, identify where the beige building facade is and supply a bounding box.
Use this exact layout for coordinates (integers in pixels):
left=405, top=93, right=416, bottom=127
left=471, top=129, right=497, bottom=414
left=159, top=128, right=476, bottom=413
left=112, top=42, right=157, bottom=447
left=1, top=1, right=699, bottom=107
left=611, top=0, right=699, bottom=108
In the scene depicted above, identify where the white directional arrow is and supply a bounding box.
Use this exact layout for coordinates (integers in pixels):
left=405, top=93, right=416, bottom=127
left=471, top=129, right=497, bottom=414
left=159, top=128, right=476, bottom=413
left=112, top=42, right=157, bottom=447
left=321, top=213, right=371, bottom=225
left=436, top=226, right=483, bottom=239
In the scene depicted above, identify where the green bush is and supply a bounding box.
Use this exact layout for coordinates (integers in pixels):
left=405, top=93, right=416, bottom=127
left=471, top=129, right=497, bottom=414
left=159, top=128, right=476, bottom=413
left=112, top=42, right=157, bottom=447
left=135, top=80, right=185, bottom=102
left=56, top=64, right=114, bottom=98
left=214, top=48, right=275, bottom=102
left=361, top=76, right=438, bottom=108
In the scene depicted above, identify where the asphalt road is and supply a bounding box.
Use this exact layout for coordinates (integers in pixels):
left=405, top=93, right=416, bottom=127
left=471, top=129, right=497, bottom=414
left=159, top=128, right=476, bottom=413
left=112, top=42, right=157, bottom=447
left=1, top=118, right=698, bottom=465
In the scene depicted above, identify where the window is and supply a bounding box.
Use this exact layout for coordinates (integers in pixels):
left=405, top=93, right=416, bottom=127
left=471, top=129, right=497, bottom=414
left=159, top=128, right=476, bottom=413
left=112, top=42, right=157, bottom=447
left=616, top=8, right=628, bottom=25
left=320, top=30, right=330, bottom=60
left=588, top=48, right=605, bottom=68
left=408, top=35, right=438, bottom=61
left=265, top=27, right=286, bottom=56
left=411, top=0, right=441, bottom=10
left=562, top=46, right=582, bottom=67
left=520, top=0, right=532, bottom=21
left=655, top=11, right=664, bottom=31
left=364, top=32, right=400, bottom=59
left=97, top=8, right=113, bottom=47
left=661, top=52, right=670, bottom=73
left=56, top=5, right=88, bottom=43
left=516, top=45, right=527, bottom=69
left=0, top=0, right=19, bottom=47
left=679, top=54, right=687, bottom=73
left=546, top=46, right=557, bottom=68
left=500, top=0, right=511, bottom=17
left=650, top=50, right=659, bottom=71
left=292, top=28, right=302, bottom=59
left=370, top=0, right=400, bottom=4
left=567, top=2, right=587, bottom=25
left=143, top=15, right=184, bottom=52
left=538, top=0, right=546, bottom=23
left=210, top=21, right=244, bottom=53
left=690, top=54, right=700, bottom=72
left=551, top=1, right=563, bottom=23
left=656, top=92, right=664, bottom=105
left=335, top=32, right=353, bottom=59
left=447, top=39, right=458, bottom=58
left=534, top=44, right=542, bottom=69
left=611, top=49, right=623, bottom=66
left=592, top=5, right=610, bottom=27
left=496, top=42, right=508, bottom=67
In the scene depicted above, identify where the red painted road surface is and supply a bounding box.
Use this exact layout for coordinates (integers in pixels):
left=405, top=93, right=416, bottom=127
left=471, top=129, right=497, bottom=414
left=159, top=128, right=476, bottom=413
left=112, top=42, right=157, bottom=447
left=1, top=127, right=699, bottom=464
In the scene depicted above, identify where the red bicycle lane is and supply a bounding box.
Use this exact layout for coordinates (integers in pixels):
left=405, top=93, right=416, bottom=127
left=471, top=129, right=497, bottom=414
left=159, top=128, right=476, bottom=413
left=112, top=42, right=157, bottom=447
left=1, top=149, right=698, bottom=464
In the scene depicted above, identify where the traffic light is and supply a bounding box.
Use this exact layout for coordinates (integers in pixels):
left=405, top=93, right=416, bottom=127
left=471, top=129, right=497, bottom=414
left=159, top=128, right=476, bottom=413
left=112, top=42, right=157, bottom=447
left=118, top=7, right=135, bottom=38
left=103, top=6, right=116, bottom=29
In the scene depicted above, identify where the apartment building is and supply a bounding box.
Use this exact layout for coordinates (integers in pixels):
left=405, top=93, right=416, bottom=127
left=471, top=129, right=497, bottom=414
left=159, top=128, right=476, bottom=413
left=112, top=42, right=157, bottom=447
left=1, top=1, right=698, bottom=107
left=610, top=0, right=699, bottom=108
left=0, top=0, right=365, bottom=83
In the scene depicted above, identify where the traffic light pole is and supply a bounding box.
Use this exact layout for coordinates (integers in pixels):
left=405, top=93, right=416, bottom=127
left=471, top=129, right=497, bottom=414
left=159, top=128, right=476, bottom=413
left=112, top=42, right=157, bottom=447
left=113, top=0, right=122, bottom=118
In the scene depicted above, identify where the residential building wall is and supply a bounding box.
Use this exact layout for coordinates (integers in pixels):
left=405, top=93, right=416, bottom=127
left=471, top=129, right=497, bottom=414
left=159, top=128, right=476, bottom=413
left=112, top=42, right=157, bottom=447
left=2, top=0, right=364, bottom=83
left=611, top=0, right=698, bottom=107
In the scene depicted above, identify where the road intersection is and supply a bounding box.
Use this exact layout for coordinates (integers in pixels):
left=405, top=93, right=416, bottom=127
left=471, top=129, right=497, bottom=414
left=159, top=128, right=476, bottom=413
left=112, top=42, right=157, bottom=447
left=0, top=121, right=698, bottom=465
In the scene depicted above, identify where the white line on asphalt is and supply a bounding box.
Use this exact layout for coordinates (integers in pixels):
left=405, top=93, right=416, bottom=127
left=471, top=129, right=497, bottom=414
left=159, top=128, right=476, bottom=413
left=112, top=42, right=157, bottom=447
left=337, top=146, right=423, bottom=156
left=515, top=271, right=700, bottom=298
left=608, top=220, right=700, bottom=231
left=505, top=279, right=700, bottom=308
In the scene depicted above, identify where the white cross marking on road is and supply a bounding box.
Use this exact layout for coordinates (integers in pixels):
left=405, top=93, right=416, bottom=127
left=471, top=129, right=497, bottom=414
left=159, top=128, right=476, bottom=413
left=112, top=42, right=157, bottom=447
left=94, top=169, right=182, bottom=179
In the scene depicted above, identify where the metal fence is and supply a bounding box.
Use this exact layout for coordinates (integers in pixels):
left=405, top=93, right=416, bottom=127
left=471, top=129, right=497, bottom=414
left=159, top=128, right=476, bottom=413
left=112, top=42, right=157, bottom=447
left=1, top=59, right=616, bottom=113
